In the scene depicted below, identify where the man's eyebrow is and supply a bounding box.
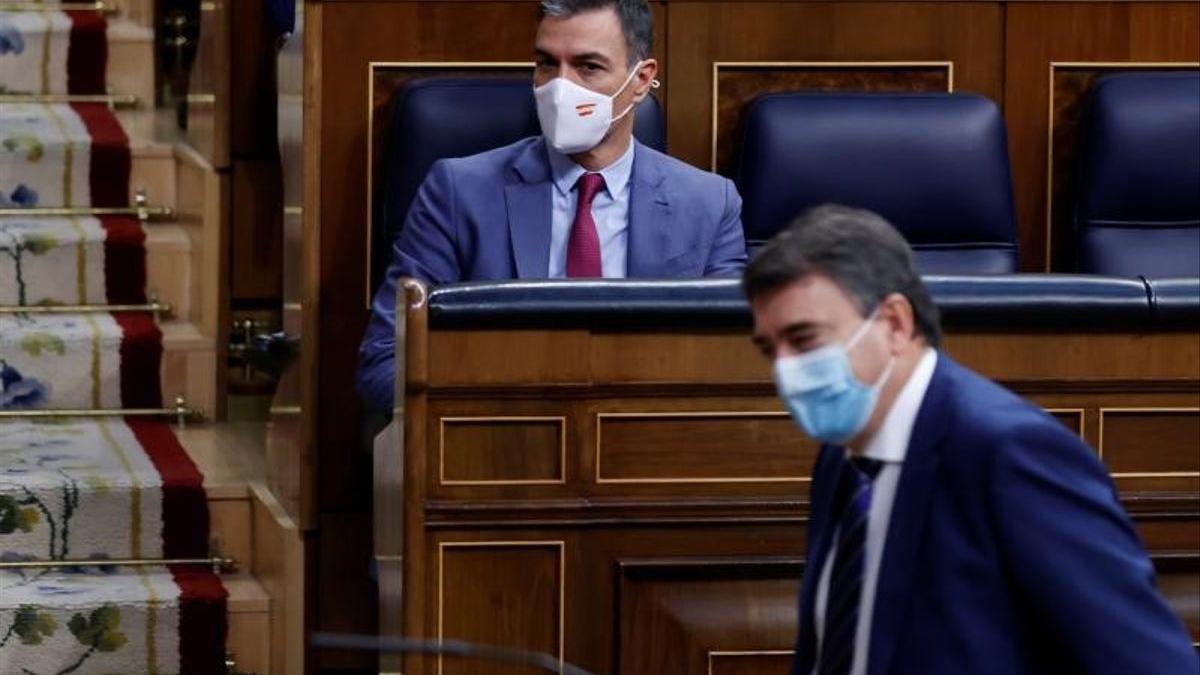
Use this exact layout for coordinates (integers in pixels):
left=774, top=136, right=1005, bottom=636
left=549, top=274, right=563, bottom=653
left=571, top=51, right=612, bottom=65
left=533, top=49, right=555, bottom=60
left=782, top=321, right=820, bottom=337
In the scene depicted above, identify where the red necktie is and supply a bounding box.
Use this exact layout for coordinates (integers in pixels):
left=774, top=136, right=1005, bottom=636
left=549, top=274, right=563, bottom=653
left=566, top=172, right=605, bottom=278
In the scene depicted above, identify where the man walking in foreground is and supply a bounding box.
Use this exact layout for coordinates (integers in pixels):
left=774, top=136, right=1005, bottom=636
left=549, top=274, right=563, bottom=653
left=744, top=204, right=1197, bottom=675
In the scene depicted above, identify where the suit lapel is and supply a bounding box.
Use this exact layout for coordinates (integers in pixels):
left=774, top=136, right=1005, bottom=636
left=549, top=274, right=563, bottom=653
left=795, top=446, right=845, bottom=674
left=867, top=356, right=954, bottom=675
left=626, top=142, right=674, bottom=277
left=504, top=139, right=553, bottom=278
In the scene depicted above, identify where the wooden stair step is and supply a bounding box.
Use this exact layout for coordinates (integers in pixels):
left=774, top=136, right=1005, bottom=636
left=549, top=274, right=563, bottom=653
left=129, top=140, right=178, bottom=212
left=107, top=18, right=155, bottom=111
left=144, top=222, right=192, bottom=321
left=178, top=423, right=277, bottom=674
left=175, top=423, right=265, bottom=569
left=161, top=320, right=218, bottom=420
left=110, top=0, right=155, bottom=28
left=226, top=574, right=273, bottom=675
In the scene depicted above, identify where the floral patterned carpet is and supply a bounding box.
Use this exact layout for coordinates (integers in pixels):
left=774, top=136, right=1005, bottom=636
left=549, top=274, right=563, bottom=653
left=1, top=6, right=226, bottom=674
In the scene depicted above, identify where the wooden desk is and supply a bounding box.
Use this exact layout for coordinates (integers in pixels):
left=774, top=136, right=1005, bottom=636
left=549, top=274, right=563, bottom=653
left=375, top=281, right=1200, bottom=674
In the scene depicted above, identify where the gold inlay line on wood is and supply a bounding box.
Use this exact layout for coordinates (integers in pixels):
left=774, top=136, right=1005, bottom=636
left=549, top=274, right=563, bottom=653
left=438, top=416, right=568, bottom=486
left=1098, top=406, right=1200, bottom=479
left=365, top=61, right=534, bottom=308
left=1042, top=61, right=1200, bottom=271
left=595, top=410, right=808, bottom=484
left=707, top=649, right=796, bottom=675
left=1044, top=407, right=1085, bottom=438
left=710, top=61, right=955, bottom=172
left=436, top=540, right=565, bottom=675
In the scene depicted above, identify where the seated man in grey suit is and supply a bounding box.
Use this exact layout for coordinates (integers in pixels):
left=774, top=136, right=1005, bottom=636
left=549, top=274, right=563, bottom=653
left=358, top=0, right=747, bottom=410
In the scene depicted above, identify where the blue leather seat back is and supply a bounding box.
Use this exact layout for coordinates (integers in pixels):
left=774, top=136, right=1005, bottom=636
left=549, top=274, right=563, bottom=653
left=1075, top=71, right=1200, bottom=277
left=373, top=77, right=665, bottom=293
left=736, top=93, right=1018, bottom=274
left=425, top=275, right=1167, bottom=330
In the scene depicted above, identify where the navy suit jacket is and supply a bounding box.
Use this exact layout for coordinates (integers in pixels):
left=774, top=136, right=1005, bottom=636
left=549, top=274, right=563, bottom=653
left=793, top=355, right=1197, bottom=675
left=357, top=136, right=748, bottom=410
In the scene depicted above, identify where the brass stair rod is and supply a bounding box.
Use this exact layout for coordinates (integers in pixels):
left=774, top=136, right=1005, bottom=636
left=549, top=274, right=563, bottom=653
left=0, top=396, right=198, bottom=428
left=0, top=301, right=172, bottom=316
left=0, top=204, right=173, bottom=220
left=0, top=1, right=114, bottom=12
left=0, top=93, right=137, bottom=108
left=0, top=189, right=171, bottom=221
left=0, top=556, right=237, bottom=575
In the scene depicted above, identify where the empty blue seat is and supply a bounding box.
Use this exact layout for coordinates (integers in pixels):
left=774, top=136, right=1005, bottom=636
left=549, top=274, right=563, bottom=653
left=372, top=77, right=665, bottom=293
left=735, top=92, right=1018, bottom=274
left=1075, top=71, right=1200, bottom=277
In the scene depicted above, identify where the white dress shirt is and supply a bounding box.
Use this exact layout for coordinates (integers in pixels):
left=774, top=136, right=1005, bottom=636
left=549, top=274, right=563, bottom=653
left=545, top=140, right=634, bottom=278
left=812, top=348, right=938, bottom=675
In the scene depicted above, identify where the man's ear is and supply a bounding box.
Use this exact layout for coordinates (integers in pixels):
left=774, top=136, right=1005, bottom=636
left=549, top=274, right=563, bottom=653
left=632, top=59, right=659, bottom=100
left=882, top=292, right=916, bottom=352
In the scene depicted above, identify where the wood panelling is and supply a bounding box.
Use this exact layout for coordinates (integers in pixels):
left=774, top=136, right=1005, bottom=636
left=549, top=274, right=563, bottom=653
left=427, top=329, right=1200, bottom=388
left=943, top=331, right=1200, bottom=382
left=666, top=2, right=1004, bottom=169
left=617, top=559, right=798, bottom=674
left=438, top=541, right=563, bottom=675
left=1101, top=408, right=1200, bottom=492
left=229, top=0, right=287, bottom=305
left=187, top=0, right=232, bottom=169
left=250, top=485, right=307, bottom=675
left=1158, top=563, right=1200, bottom=640
left=440, top=417, right=566, bottom=484
left=231, top=159, right=284, bottom=301
left=386, top=318, right=1200, bottom=673
left=709, top=652, right=794, bottom=675
left=596, top=411, right=810, bottom=483
left=1004, top=2, right=1200, bottom=270
left=1134, top=520, right=1200, bottom=557
left=590, top=332, right=769, bottom=383
left=712, top=62, right=951, bottom=175
left=1047, top=408, right=1085, bottom=437
left=429, top=330, right=593, bottom=385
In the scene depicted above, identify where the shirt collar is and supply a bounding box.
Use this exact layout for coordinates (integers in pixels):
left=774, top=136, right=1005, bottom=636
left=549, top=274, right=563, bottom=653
left=546, top=138, right=636, bottom=200
left=855, top=348, right=938, bottom=465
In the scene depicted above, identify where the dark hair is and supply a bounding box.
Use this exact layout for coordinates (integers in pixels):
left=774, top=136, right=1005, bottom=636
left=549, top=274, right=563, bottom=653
left=538, top=0, right=653, bottom=67
left=743, top=204, right=943, bottom=349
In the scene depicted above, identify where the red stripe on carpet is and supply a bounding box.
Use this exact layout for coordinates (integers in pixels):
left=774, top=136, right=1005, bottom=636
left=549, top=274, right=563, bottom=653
left=100, top=215, right=148, bottom=304
left=169, top=565, right=229, bottom=675
left=125, top=418, right=209, bottom=559
left=112, top=311, right=163, bottom=408
left=65, top=10, right=108, bottom=95
left=72, top=103, right=130, bottom=208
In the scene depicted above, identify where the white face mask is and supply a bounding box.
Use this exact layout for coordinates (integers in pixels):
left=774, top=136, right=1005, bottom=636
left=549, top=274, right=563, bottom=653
left=533, top=61, right=654, bottom=155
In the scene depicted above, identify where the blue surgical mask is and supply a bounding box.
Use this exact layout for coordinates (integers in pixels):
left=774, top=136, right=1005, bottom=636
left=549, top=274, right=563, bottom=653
left=773, top=310, right=896, bottom=443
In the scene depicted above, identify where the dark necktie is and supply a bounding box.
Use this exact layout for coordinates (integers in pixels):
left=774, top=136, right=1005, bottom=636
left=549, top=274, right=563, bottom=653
left=566, top=172, right=605, bottom=278
left=818, top=456, right=883, bottom=675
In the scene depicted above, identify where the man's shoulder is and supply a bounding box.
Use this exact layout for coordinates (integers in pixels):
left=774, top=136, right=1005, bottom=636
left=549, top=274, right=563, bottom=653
left=635, top=143, right=734, bottom=193
left=940, top=358, right=1044, bottom=429
left=437, top=136, right=544, bottom=178
left=935, top=356, right=1085, bottom=462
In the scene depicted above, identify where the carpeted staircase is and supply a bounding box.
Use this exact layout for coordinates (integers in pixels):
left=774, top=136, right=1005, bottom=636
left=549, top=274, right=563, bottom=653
left=1, top=3, right=229, bottom=673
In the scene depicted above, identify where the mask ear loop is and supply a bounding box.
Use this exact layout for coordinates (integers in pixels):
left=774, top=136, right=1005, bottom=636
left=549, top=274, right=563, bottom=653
left=844, top=306, right=881, bottom=351
left=611, top=62, right=659, bottom=123
left=846, top=306, right=897, bottom=390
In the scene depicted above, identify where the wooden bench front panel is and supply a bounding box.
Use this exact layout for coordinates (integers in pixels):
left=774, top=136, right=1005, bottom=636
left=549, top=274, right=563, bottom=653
left=404, top=328, right=1200, bottom=673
